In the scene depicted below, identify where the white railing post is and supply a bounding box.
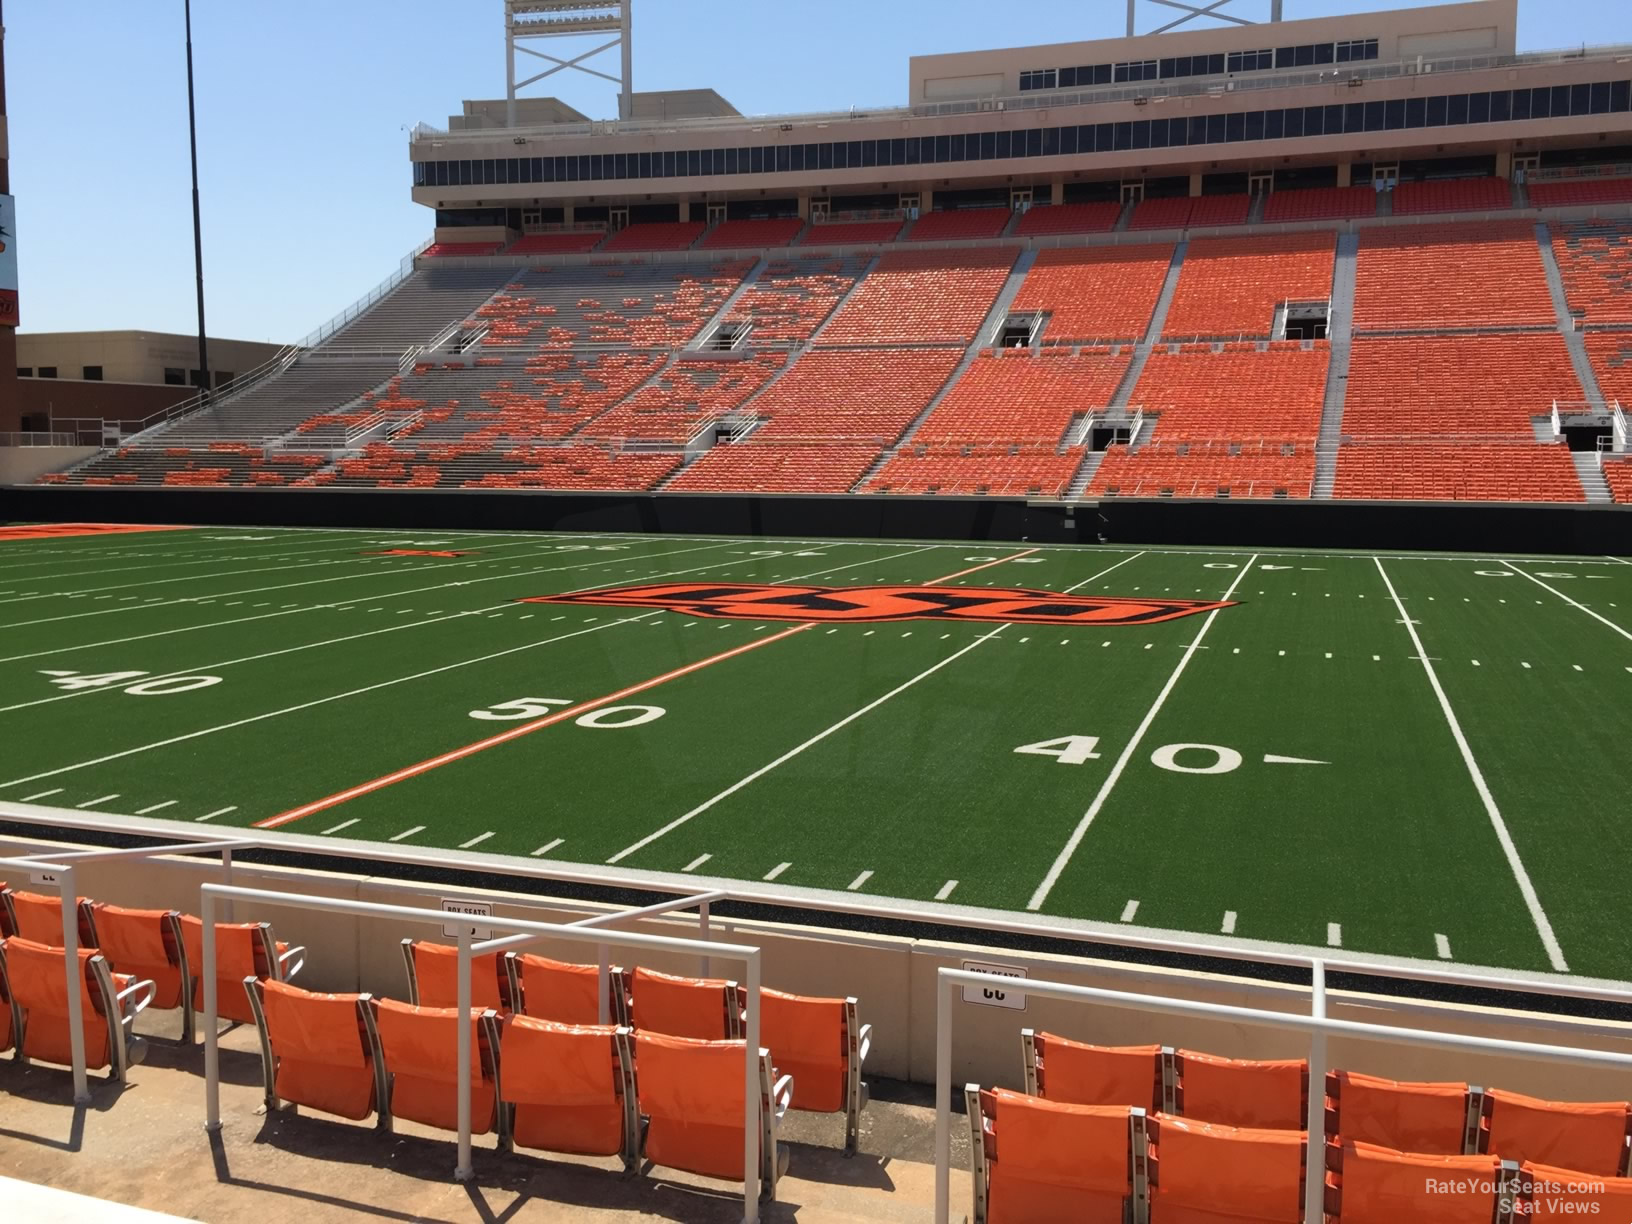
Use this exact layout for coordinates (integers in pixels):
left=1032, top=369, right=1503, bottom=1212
left=744, top=950, right=762, bottom=1221
left=455, top=926, right=474, bottom=1182
left=698, top=898, right=712, bottom=979
left=598, top=944, right=611, bottom=1025
left=55, top=863, right=90, bottom=1104
left=934, top=968, right=953, bottom=1224
left=1304, top=960, right=1328, bottom=1224
left=203, top=889, right=221, bottom=1131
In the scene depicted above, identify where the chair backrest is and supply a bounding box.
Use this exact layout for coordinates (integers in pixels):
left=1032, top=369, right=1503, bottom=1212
left=759, top=988, right=851, bottom=1115
left=635, top=1031, right=760, bottom=1183
left=1484, top=1088, right=1631, bottom=1177
left=1520, top=1160, right=1632, bottom=1220
left=1174, top=1048, right=1308, bottom=1130
left=0, top=949, right=14, bottom=1054
left=1326, top=1070, right=1473, bottom=1155
left=1026, top=1030, right=1164, bottom=1111
left=628, top=966, right=742, bottom=1040
left=401, top=939, right=506, bottom=1012
left=505, top=951, right=604, bottom=1025
left=3, top=890, right=96, bottom=947
left=1326, top=1141, right=1508, bottom=1224
left=501, top=1016, right=633, bottom=1159
left=250, top=979, right=382, bottom=1122
left=91, top=905, right=188, bottom=1012
left=1148, top=1112, right=1305, bottom=1223
left=975, top=1087, right=1139, bottom=1224
left=374, top=998, right=500, bottom=1136
left=0, top=936, right=114, bottom=1070
left=180, top=916, right=274, bottom=1024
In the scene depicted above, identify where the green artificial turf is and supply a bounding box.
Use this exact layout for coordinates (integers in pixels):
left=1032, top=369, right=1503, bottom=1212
left=2, top=524, right=1629, bottom=981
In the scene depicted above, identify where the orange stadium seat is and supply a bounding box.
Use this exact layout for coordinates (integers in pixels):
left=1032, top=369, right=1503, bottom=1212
left=1022, top=1029, right=1166, bottom=1112
left=1553, top=220, right=1632, bottom=324
left=1520, top=1161, right=1632, bottom=1220
left=500, top=1017, right=637, bottom=1163
left=1324, top=1142, right=1507, bottom=1224
left=600, top=221, right=707, bottom=252
left=1352, top=221, right=1554, bottom=329
left=1263, top=185, right=1377, bottom=222
left=759, top=988, right=872, bottom=1152
left=1162, top=232, right=1335, bottom=338
left=906, top=208, right=1012, bottom=242
left=967, top=1086, right=1142, bottom=1224
left=1015, top=245, right=1173, bottom=342
left=1391, top=176, right=1512, bottom=215
left=1605, top=458, right=1632, bottom=504
left=88, top=904, right=191, bottom=1039
left=245, top=979, right=387, bottom=1123
left=865, top=445, right=1084, bottom=497
left=668, top=442, right=883, bottom=493
left=624, top=965, right=743, bottom=1040
left=0, top=937, right=155, bottom=1083
left=1147, top=1113, right=1306, bottom=1223
left=796, top=219, right=904, bottom=245
left=0, top=888, right=96, bottom=947
left=1531, top=177, right=1632, bottom=207
left=421, top=241, right=503, bottom=258
left=1014, top=201, right=1122, bottom=236
left=912, top=348, right=1130, bottom=445
left=374, top=999, right=503, bottom=1138
left=400, top=939, right=509, bottom=1012
left=507, top=231, right=605, bottom=255
left=1325, top=1070, right=1476, bottom=1155
left=181, top=916, right=305, bottom=1026
left=1130, top=342, right=1329, bottom=441
left=1481, top=1088, right=1632, bottom=1176
left=745, top=345, right=963, bottom=439
left=1130, top=196, right=1200, bottom=230
left=1334, top=442, right=1584, bottom=502
left=503, top=951, right=608, bottom=1025
left=1090, top=441, right=1316, bottom=499
left=818, top=248, right=1015, bottom=345
left=1173, top=1048, right=1308, bottom=1130
left=700, top=217, right=805, bottom=248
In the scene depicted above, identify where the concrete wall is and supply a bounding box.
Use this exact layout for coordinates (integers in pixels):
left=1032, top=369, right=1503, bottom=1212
left=0, top=445, right=96, bottom=483
left=13, top=378, right=191, bottom=434
left=15, top=332, right=282, bottom=389
left=4, top=831, right=1627, bottom=1102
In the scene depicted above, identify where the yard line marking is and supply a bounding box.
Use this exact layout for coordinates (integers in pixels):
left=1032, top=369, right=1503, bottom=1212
left=847, top=870, right=874, bottom=892
left=1327, top=923, right=1343, bottom=948
left=764, top=862, right=792, bottom=881
left=930, top=549, right=1040, bottom=583
left=1029, top=556, right=1259, bottom=912
left=75, top=793, right=120, bottom=809
left=683, top=854, right=712, bottom=873
left=1119, top=899, right=1140, bottom=923
left=936, top=880, right=959, bottom=901
left=1375, top=557, right=1568, bottom=972
left=1573, top=664, right=1584, bottom=672
left=459, top=831, right=496, bottom=849
left=196, top=807, right=236, bottom=822
left=389, top=826, right=426, bottom=842
left=1221, top=911, right=1237, bottom=935
left=607, top=552, right=1147, bottom=864
left=1522, top=662, right=1532, bottom=669
left=20, top=788, right=63, bottom=802
left=1435, top=933, right=1453, bottom=960
left=531, top=839, right=565, bottom=857
left=1499, top=560, right=1632, bottom=643
left=136, top=800, right=178, bottom=815
left=322, top=819, right=360, bottom=836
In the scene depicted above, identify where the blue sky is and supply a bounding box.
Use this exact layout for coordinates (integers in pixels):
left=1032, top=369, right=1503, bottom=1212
left=6, top=0, right=1624, bottom=343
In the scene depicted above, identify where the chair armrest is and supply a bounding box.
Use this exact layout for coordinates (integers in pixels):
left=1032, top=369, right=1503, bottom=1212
left=116, top=977, right=158, bottom=1018
left=772, top=1073, right=794, bottom=1122
left=277, top=945, right=307, bottom=979
left=857, top=1023, right=873, bottom=1065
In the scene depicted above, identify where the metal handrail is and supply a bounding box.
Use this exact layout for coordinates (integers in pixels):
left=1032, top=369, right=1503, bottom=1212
left=298, top=238, right=433, bottom=350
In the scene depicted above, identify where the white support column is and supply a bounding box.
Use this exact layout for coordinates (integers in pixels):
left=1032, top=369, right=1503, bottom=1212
left=203, top=891, right=222, bottom=1131
left=619, top=0, right=633, bottom=121
left=1336, top=162, right=1353, bottom=188
left=1188, top=172, right=1203, bottom=198
left=1304, top=960, right=1328, bottom=1224
left=744, top=953, right=762, bottom=1220
left=455, top=929, right=474, bottom=1182
left=934, top=970, right=953, bottom=1223
left=1052, top=179, right=1066, bottom=206
left=58, top=864, right=89, bottom=1104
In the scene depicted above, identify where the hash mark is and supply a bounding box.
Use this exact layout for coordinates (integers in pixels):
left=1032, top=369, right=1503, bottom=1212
left=136, top=800, right=178, bottom=815
left=683, top=854, right=712, bottom=872
left=1221, top=910, right=1237, bottom=935
left=1119, top=899, right=1140, bottom=923
left=20, top=788, right=63, bottom=802
left=197, top=806, right=236, bottom=822
left=936, top=880, right=959, bottom=901
left=763, top=861, right=791, bottom=881
left=459, top=831, right=496, bottom=849
left=389, top=826, right=426, bottom=842
left=76, top=793, right=120, bottom=809
left=531, top=838, right=564, bottom=857
left=847, top=870, right=874, bottom=891
left=1435, top=933, right=1453, bottom=960
left=1327, top=923, right=1342, bottom=948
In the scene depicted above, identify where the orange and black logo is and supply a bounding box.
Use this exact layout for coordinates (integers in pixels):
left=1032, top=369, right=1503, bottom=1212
left=366, top=549, right=473, bottom=558
left=519, top=583, right=1236, bottom=626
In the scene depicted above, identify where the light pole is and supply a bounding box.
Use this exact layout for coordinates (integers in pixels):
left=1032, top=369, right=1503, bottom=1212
left=184, top=0, right=210, bottom=398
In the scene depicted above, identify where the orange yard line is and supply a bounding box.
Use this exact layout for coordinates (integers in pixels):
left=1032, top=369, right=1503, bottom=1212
left=255, top=548, right=1039, bottom=830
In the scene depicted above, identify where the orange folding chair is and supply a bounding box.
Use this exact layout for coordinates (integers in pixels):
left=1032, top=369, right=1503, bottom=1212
left=1022, top=1029, right=1168, bottom=1111
left=1520, top=1160, right=1632, bottom=1220
left=0, top=888, right=97, bottom=947
left=626, top=965, right=742, bottom=1040
left=634, top=1031, right=791, bottom=1198
left=1324, top=1141, right=1515, bottom=1224
left=1482, top=1088, right=1631, bottom=1176
left=759, top=987, right=871, bottom=1154
left=374, top=998, right=504, bottom=1142
left=245, top=978, right=387, bottom=1125
left=400, top=939, right=508, bottom=1012
left=501, top=1016, right=636, bottom=1166
left=0, top=945, right=17, bottom=1057
left=180, top=916, right=305, bottom=1028
left=1147, top=1112, right=1304, bottom=1222
left=1173, top=1048, right=1308, bottom=1130
left=1325, top=1069, right=1478, bottom=1155
left=0, top=936, right=155, bottom=1084
left=503, top=950, right=607, bottom=1025
left=90, top=904, right=192, bottom=1042
left=965, top=1085, right=1145, bottom=1224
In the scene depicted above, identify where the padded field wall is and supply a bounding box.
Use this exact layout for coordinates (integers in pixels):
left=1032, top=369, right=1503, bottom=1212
left=3, top=485, right=1629, bottom=556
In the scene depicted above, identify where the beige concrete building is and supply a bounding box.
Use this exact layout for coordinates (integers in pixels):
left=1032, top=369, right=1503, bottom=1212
left=15, top=330, right=283, bottom=391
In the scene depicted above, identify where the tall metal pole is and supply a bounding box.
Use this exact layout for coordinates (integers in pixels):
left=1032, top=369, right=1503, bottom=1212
left=184, top=0, right=211, bottom=397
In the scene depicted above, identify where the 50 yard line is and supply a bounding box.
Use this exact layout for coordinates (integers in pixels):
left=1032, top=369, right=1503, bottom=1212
left=1375, top=556, right=1568, bottom=973
left=1027, top=555, right=1259, bottom=913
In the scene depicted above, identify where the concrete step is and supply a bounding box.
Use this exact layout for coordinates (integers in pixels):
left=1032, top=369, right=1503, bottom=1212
left=1573, top=450, right=1613, bottom=503
left=1109, top=239, right=1188, bottom=409
left=1536, top=221, right=1607, bottom=402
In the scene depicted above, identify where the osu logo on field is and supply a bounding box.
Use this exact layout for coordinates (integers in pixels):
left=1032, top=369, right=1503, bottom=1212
left=365, top=549, right=473, bottom=558
left=518, top=583, right=1237, bottom=627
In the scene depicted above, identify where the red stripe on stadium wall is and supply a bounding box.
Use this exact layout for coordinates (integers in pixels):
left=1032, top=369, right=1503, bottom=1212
left=256, top=548, right=1037, bottom=830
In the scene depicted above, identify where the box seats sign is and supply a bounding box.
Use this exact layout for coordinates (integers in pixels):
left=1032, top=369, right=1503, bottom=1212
left=0, top=194, right=16, bottom=328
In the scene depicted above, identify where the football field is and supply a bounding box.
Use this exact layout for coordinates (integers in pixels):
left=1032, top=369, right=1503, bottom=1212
left=1, top=522, right=1629, bottom=984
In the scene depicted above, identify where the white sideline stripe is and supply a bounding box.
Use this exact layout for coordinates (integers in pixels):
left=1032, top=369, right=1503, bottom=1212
left=1436, top=933, right=1453, bottom=960
left=196, top=807, right=236, bottom=822
left=75, top=793, right=119, bottom=809
left=531, top=839, right=564, bottom=857
left=389, top=826, right=426, bottom=842
left=605, top=552, right=1147, bottom=865
left=1119, top=899, right=1140, bottom=923
left=1375, top=557, right=1568, bottom=973
left=1327, top=923, right=1343, bottom=948
left=1499, top=560, right=1632, bottom=644
left=764, top=862, right=791, bottom=881
left=936, top=880, right=959, bottom=901
left=321, top=819, right=360, bottom=836
left=1028, top=555, right=1260, bottom=912
left=683, top=854, right=712, bottom=873
left=847, top=870, right=874, bottom=892
left=459, top=831, right=496, bottom=849
left=1221, top=911, right=1237, bottom=935
left=135, top=800, right=177, bottom=815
